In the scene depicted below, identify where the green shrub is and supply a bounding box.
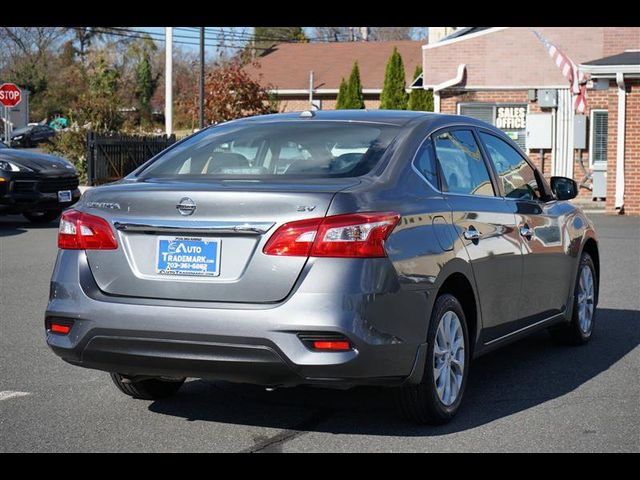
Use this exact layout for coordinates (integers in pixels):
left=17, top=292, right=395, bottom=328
left=407, top=66, right=434, bottom=112
left=44, top=128, right=89, bottom=183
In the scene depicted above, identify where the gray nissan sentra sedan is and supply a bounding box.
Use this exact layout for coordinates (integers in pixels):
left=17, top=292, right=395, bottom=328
left=45, top=110, right=599, bottom=424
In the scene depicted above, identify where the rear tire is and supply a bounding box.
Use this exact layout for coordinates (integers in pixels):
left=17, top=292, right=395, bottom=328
left=110, top=373, right=185, bottom=400
left=548, top=252, right=597, bottom=346
left=23, top=210, right=61, bottom=224
left=397, top=293, right=470, bottom=425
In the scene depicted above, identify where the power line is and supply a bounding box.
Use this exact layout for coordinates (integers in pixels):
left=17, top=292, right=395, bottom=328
left=71, top=27, right=269, bottom=51
left=99, top=27, right=243, bottom=50
left=176, top=26, right=336, bottom=44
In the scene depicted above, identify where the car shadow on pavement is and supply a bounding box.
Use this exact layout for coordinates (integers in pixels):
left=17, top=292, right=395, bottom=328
left=0, top=216, right=58, bottom=237
left=148, top=307, right=639, bottom=437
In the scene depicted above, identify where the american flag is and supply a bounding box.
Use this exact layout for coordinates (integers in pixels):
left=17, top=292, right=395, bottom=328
left=530, top=29, right=589, bottom=113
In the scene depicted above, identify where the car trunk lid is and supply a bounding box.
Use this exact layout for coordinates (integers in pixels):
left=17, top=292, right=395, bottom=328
left=83, top=178, right=358, bottom=303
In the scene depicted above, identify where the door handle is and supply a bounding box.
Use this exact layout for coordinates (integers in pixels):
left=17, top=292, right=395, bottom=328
left=463, top=226, right=481, bottom=241
left=519, top=225, right=534, bottom=240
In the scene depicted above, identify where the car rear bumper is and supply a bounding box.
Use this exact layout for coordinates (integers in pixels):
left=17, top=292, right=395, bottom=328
left=46, top=250, right=432, bottom=388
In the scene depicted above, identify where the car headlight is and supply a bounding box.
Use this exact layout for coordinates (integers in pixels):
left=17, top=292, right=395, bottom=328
left=13, top=135, right=23, bottom=140
left=0, top=160, right=30, bottom=172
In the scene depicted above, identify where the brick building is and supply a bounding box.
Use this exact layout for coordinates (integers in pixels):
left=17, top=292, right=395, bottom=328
left=419, top=27, right=640, bottom=214
left=244, top=40, right=423, bottom=112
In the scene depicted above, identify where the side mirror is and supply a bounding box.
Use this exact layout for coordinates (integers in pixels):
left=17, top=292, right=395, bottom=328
left=550, top=176, right=578, bottom=200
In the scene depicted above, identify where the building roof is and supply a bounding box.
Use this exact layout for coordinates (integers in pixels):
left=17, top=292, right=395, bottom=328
left=244, top=40, right=424, bottom=93
left=582, top=50, right=640, bottom=66
left=580, top=50, right=640, bottom=77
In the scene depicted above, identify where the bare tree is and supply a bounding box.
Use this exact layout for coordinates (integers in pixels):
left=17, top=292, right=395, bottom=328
left=65, top=27, right=110, bottom=60
left=369, top=27, right=413, bottom=41
left=313, top=26, right=429, bottom=42
left=0, top=27, right=65, bottom=59
left=313, top=27, right=353, bottom=42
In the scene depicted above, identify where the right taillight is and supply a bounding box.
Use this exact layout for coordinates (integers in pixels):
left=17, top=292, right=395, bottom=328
left=58, top=209, right=118, bottom=250
left=263, top=212, right=400, bottom=258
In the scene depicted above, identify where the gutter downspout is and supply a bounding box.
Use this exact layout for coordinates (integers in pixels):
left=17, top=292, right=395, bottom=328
left=615, top=72, right=626, bottom=210
left=431, top=64, right=466, bottom=113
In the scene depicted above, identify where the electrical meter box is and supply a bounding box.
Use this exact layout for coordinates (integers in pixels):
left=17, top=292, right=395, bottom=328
left=538, top=89, right=557, bottom=108
left=573, top=114, right=587, bottom=149
left=526, top=114, right=553, bottom=149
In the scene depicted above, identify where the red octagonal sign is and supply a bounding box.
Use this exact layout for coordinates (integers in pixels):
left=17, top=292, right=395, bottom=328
left=0, top=83, right=22, bottom=108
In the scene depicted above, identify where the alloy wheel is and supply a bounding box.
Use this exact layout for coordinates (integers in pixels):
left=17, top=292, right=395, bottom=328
left=577, top=265, right=595, bottom=334
left=433, top=310, right=465, bottom=406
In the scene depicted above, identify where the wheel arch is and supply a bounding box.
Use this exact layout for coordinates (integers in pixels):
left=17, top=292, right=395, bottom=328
left=436, top=271, right=479, bottom=357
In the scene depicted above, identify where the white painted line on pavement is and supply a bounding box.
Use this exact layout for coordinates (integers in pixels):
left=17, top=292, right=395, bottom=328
left=0, top=391, right=32, bottom=402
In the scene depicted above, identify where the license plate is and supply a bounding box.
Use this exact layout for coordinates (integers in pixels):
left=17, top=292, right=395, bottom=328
left=58, top=190, right=72, bottom=202
left=156, top=236, right=221, bottom=277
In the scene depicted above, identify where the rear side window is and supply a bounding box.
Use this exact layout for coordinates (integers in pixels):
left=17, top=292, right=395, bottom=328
left=433, top=130, right=494, bottom=197
left=414, top=137, right=439, bottom=188
left=479, top=131, right=542, bottom=201
left=138, top=122, right=400, bottom=180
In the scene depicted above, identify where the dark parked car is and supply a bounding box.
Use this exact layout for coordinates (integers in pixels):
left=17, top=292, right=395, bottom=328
left=0, top=140, right=80, bottom=222
left=45, top=111, right=599, bottom=424
left=4, top=124, right=56, bottom=148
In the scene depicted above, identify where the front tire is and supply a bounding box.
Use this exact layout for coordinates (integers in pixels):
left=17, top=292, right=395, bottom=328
left=548, top=252, right=597, bottom=345
left=110, top=373, right=185, bottom=400
left=23, top=210, right=61, bottom=224
left=397, top=293, right=470, bottom=425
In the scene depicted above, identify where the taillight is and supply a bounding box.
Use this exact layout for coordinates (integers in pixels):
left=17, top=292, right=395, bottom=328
left=58, top=209, right=118, bottom=250
left=263, top=212, right=400, bottom=258
left=261, top=217, right=322, bottom=257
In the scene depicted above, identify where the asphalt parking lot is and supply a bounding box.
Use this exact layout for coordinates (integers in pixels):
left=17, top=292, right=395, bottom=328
left=0, top=213, right=638, bottom=452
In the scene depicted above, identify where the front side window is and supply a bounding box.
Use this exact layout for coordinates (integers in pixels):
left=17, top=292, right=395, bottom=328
left=479, top=131, right=541, bottom=201
left=137, top=122, right=400, bottom=180
left=433, top=130, right=494, bottom=196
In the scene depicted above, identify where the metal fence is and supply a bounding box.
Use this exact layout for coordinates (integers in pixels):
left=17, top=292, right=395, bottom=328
left=86, top=132, right=177, bottom=185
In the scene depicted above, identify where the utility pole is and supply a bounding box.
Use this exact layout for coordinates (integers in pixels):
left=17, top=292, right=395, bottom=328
left=165, top=27, right=173, bottom=137
left=199, top=27, right=205, bottom=130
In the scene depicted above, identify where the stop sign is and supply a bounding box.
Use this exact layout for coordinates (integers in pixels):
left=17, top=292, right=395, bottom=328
left=0, top=83, right=22, bottom=108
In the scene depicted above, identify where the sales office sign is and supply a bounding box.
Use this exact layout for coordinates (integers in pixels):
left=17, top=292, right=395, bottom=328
left=496, top=106, right=526, bottom=129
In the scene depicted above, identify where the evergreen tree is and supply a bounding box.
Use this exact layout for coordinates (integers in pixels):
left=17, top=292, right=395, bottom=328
left=407, top=65, right=434, bottom=112
left=135, top=53, right=157, bottom=122
left=335, top=78, right=348, bottom=110
left=344, top=62, right=365, bottom=109
left=129, top=36, right=159, bottom=125
left=379, top=47, right=408, bottom=110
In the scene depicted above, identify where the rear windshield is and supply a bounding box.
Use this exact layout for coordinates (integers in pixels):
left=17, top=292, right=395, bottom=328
left=136, top=121, right=400, bottom=180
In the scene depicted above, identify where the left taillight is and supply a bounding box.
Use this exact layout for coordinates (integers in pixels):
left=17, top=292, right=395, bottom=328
left=58, top=209, right=118, bottom=250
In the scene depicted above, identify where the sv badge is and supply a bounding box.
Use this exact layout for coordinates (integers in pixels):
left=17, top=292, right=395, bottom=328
left=296, top=205, right=317, bottom=212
